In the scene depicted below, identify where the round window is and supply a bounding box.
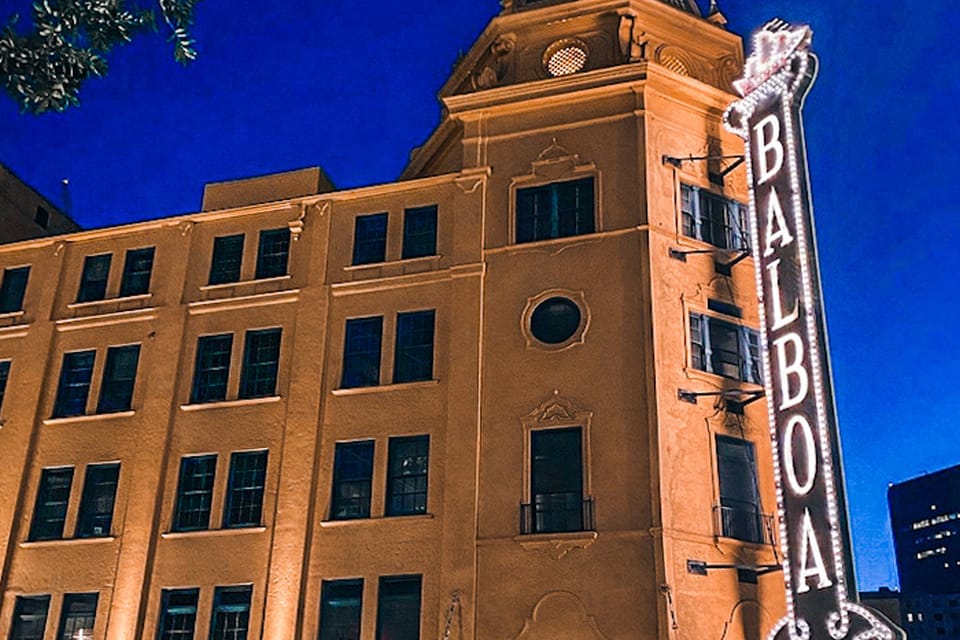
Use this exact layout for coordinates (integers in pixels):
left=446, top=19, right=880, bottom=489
left=543, top=39, right=589, bottom=77
left=529, top=297, right=582, bottom=344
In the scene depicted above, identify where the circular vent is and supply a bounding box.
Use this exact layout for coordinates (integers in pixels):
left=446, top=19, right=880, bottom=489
left=543, top=39, right=589, bottom=77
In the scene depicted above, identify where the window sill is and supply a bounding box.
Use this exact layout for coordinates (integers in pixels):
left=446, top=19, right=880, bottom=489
left=199, top=275, right=291, bottom=292
left=43, top=410, right=135, bottom=426
left=684, top=368, right=764, bottom=393
left=332, top=380, right=439, bottom=396
left=320, top=513, right=434, bottom=528
left=180, top=396, right=281, bottom=411
left=514, top=530, right=598, bottom=559
left=20, top=536, right=117, bottom=548
left=67, top=293, right=153, bottom=310
left=161, top=526, right=267, bottom=540
left=343, top=255, right=442, bottom=272
left=0, top=310, right=25, bottom=321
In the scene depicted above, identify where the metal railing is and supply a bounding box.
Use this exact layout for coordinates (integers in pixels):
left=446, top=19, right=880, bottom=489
left=520, top=495, right=595, bottom=535
left=715, top=503, right=774, bottom=544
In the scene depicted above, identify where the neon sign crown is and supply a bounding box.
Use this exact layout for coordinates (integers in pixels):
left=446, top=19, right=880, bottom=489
left=733, top=19, right=812, bottom=97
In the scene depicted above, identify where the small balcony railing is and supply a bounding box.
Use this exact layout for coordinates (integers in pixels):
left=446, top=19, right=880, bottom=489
left=520, top=494, right=594, bottom=535
left=715, top=503, right=774, bottom=545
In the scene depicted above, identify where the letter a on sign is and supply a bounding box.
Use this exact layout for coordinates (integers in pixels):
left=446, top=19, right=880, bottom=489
left=725, top=20, right=904, bottom=640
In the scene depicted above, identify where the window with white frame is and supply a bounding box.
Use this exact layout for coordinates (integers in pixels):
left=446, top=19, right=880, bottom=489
left=681, top=184, right=748, bottom=250
left=689, top=312, right=761, bottom=384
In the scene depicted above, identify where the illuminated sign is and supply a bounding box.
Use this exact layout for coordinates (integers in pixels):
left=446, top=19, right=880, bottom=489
left=725, top=20, right=905, bottom=640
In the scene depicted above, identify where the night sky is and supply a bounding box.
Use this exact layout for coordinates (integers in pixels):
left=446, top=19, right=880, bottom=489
left=1, top=0, right=957, bottom=592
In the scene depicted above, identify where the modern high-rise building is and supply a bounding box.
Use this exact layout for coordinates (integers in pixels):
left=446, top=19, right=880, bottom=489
left=0, top=164, right=79, bottom=243
left=889, top=464, right=960, bottom=639
left=0, top=1, right=788, bottom=638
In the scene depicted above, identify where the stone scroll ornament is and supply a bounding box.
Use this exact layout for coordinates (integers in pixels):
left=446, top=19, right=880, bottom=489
left=724, top=20, right=904, bottom=640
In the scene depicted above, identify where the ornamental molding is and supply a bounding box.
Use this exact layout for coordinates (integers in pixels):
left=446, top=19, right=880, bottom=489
left=522, top=390, right=592, bottom=428
left=514, top=591, right=609, bottom=640
left=517, top=532, right=598, bottom=560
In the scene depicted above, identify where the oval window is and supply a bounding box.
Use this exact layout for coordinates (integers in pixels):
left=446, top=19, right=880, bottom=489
left=529, top=297, right=581, bottom=344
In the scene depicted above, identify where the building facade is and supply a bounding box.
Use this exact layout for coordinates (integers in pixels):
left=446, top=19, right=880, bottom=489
left=889, top=464, right=960, bottom=639
left=0, top=164, right=79, bottom=244
left=0, top=1, right=787, bottom=639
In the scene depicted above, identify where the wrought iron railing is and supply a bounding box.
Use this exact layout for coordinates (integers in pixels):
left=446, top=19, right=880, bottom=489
left=520, top=494, right=595, bottom=535
left=715, top=503, right=774, bottom=544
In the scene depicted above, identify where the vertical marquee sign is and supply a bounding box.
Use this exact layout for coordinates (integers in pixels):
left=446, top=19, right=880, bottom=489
left=724, top=21, right=904, bottom=640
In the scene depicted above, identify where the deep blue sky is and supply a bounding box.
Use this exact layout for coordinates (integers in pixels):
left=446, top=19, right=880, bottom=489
left=2, top=0, right=957, bottom=592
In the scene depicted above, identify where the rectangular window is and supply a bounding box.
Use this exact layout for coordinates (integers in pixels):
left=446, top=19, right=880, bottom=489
left=77, top=253, right=112, bottom=303
left=680, top=184, right=747, bottom=250
left=330, top=441, right=374, bottom=520
left=386, top=436, right=429, bottom=516
left=238, top=329, right=281, bottom=399
left=516, top=177, right=594, bottom=244
left=0, top=266, right=30, bottom=313
left=10, top=595, right=50, bottom=640
left=376, top=575, right=421, bottom=640
left=255, top=228, right=291, bottom=279
left=352, top=213, right=388, bottom=265
left=210, top=585, right=252, bottom=640
left=97, top=344, right=141, bottom=413
left=223, top=451, right=267, bottom=528
left=158, top=588, right=199, bottom=640
left=716, top=436, right=765, bottom=543
left=173, top=455, right=217, bottom=532
left=209, top=234, right=245, bottom=285
left=29, top=467, right=74, bottom=541
left=319, top=579, right=363, bottom=640
left=393, top=311, right=435, bottom=384
left=341, top=316, right=383, bottom=388
left=528, top=427, right=586, bottom=534
left=689, top=313, right=761, bottom=384
left=401, top=205, right=437, bottom=259
left=119, top=247, right=155, bottom=297
left=75, top=463, right=120, bottom=538
left=53, top=350, right=96, bottom=417
left=190, top=334, right=233, bottom=404
left=58, top=593, right=98, bottom=640
left=0, top=360, right=10, bottom=412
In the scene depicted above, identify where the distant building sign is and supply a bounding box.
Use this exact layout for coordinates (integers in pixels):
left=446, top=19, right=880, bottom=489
left=725, top=21, right=904, bottom=640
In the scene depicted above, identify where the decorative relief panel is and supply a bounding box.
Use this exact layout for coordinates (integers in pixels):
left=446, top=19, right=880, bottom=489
left=514, top=591, right=610, bottom=640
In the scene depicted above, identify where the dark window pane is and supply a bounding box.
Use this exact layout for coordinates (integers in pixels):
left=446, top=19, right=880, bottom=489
left=158, top=588, right=199, bottom=640
left=717, top=436, right=764, bottom=543
left=97, top=344, right=141, bottom=413
left=77, top=254, right=111, bottom=302
left=35, top=206, right=49, bottom=229
left=516, top=177, right=594, bottom=243
left=681, top=185, right=747, bottom=250
left=393, top=311, right=434, bottom=384
left=239, top=329, right=281, bottom=399
left=255, top=228, right=291, bottom=279
left=209, top=234, right=244, bottom=285
left=75, top=463, right=120, bottom=538
left=53, top=350, right=95, bottom=417
left=0, top=360, right=10, bottom=412
left=210, top=585, right=252, bottom=640
left=29, top=467, right=73, bottom=541
left=58, top=593, right=98, bottom=640
left=0, top=266, right=30, bottom=313
left=191, top=334, right=232, bottom=404
left=531, top=427, right=583, bottom=534
left=10, top=595, right=50, bottom=640
left=352, top=213, right=387, bottom=265
left=376, top=576, right=421, bottom=640
left=688, top=315, right=761, bottom=384
left=119, top=247, right=155, bottom=297
left=319, top=579, right=363, bottom=640
left=341, top=317, right=382, bottom=388
left=331, top=441, right=374, bottom=520
left=529, top=297, right=580, bottom=344
left=223, top=451, right=267, bottom=528
left=401, top=206, right=437, bottom=260
left=173, top=456, right=216, bottom=532
left=386, top=436, right=429, bottom=517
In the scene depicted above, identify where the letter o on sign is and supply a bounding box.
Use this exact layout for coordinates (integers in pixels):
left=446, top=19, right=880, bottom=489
left=784, top=415, right=817, bottom=496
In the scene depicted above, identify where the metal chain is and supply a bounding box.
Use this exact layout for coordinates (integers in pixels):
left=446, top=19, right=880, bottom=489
left=442, top=591, right=461, bottom=640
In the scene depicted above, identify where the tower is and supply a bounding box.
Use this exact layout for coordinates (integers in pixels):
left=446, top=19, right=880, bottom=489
left=0, top=1, right=785, bottom=639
